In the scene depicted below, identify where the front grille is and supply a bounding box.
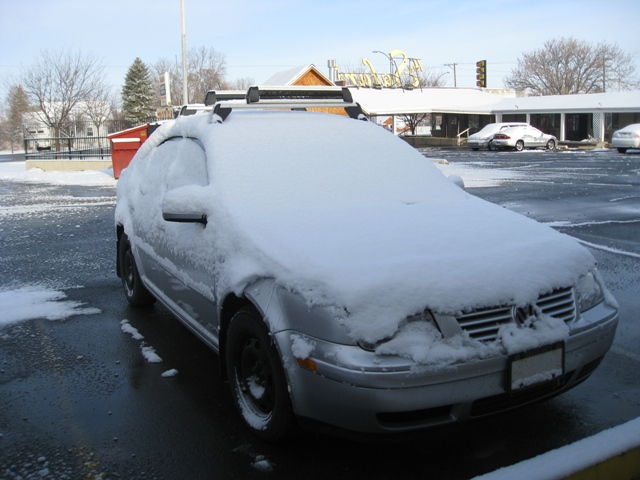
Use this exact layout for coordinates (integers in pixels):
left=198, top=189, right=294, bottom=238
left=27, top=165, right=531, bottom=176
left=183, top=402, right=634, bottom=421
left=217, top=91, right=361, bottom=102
left=537, top=287, right=576, bottom=323
left=456, top=287, right=576, bottom=343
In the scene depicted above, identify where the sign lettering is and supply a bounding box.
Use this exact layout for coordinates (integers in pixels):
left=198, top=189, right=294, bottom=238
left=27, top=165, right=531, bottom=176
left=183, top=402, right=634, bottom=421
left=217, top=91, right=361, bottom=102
left=336, top=50, right=423, bottom=89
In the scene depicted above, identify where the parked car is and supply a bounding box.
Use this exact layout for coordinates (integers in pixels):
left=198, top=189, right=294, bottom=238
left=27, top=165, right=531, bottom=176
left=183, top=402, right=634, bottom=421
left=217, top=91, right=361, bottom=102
left=115, top=86, right=618, bottom=441
left=492, top=125, right=558, bottom=151
left=611, top=123, right=640, bottom=153
left=467, top=122, right=528, bottom=151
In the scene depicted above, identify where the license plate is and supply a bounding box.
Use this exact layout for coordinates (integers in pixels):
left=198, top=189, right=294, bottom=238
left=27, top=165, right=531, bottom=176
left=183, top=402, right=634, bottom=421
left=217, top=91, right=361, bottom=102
left=508, top=342, right=564, bottom=392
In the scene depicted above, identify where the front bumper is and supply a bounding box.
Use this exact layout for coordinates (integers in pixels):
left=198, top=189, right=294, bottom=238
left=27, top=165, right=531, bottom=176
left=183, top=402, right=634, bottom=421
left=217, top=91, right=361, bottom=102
left=277, top=302, right=618, bottom=434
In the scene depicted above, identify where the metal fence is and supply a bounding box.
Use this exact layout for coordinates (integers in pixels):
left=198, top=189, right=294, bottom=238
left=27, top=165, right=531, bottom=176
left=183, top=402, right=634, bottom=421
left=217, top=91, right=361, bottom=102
left=23, top=118, right=157, bottom=160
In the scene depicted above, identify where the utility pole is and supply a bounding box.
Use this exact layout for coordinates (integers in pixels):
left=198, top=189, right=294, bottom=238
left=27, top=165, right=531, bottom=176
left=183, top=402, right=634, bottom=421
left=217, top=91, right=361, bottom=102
left=181, top=0, right=188, bottom=104
left=445, top=63, right=457, bottom=87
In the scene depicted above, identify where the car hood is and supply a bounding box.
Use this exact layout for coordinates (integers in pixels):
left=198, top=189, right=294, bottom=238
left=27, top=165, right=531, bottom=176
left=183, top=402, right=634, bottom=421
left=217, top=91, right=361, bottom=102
left=216, top=194, right=593, bottom=342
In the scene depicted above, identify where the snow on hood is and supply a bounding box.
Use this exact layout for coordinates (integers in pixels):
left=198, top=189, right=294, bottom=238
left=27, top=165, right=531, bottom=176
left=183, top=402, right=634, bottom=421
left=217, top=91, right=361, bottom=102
left=117, top=110, right=595, bottom=343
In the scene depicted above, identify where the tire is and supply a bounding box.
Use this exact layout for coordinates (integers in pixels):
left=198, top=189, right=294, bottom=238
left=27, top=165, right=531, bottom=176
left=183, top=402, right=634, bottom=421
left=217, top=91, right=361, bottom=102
left=488, top=141, right=496, bottom=151
left=617, top=148, right=628, bottom=154
left=515, top=140, right=525, bottom=152
left=471, top=148, right=479, bottom=151
left=226, top=306, right=296, bottom=442
left=118, top=234, right=156, bottom=307
left=546, top=139, right=556, bottom=150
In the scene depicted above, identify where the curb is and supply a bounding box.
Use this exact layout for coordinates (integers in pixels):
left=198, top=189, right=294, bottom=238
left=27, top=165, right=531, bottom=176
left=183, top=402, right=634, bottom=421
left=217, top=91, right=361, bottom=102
left=471, top=417, right=640, bottom=480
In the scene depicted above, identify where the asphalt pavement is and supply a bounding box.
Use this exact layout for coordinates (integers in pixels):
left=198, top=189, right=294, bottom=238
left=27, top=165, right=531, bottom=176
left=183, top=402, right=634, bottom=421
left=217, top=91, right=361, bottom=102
left=0, top=148, right=638, bottom=480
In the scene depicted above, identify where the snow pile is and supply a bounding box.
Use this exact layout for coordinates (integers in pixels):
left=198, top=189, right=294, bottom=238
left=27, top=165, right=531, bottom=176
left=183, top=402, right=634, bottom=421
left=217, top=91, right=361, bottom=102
left=0, top=285, right=101, bottom=325
left=116, top=110, right=597, bottom=351
left=472, top=417, right=640, bottom=480
left=0, top=161, right=116, bottom=186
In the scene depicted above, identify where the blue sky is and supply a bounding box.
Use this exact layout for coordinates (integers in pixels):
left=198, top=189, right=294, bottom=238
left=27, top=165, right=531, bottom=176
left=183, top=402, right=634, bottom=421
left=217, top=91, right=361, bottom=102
left=1, top=0, right=639, bottom=100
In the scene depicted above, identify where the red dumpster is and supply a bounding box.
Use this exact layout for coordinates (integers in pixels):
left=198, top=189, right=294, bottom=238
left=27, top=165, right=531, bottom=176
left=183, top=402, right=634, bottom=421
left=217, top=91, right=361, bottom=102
left=108, top=124, right=149, bottom=179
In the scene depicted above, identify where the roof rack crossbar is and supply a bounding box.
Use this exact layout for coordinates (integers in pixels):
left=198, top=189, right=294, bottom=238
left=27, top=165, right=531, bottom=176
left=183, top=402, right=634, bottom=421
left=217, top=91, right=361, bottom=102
left=246, top=86, right=353, bottom=104
left=204, top=90, right=246, bottom=106
left=206, top=86, right=367, bottom=122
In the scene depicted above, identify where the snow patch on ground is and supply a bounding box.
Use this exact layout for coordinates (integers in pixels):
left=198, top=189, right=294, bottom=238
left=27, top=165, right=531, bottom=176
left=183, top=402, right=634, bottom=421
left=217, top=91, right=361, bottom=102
left=0, top=285, right=101, bottom=326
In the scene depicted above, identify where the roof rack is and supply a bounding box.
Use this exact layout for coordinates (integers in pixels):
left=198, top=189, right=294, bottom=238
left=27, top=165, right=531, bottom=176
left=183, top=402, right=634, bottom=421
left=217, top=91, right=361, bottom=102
left=203, top=90, right=246, bottom=107
left=205, top=86, right=366, bottom=122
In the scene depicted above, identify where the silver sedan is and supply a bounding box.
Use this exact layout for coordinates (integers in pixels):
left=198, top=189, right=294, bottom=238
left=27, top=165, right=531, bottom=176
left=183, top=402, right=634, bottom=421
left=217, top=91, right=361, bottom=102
left=492, top=125, right=558, bottom=151
left=114, top=87, right=617, bottom=441
left=611, top=123, right=640, bottom=153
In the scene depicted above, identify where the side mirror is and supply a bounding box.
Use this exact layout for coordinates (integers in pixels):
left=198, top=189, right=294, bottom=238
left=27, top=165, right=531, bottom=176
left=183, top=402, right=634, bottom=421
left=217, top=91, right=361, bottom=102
left=161, top=185, right=209, bottom=225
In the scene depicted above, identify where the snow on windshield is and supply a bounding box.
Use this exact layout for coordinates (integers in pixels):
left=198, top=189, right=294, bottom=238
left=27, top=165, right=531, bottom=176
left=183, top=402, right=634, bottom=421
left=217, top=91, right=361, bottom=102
left=117, top=111, right=596, bottom=354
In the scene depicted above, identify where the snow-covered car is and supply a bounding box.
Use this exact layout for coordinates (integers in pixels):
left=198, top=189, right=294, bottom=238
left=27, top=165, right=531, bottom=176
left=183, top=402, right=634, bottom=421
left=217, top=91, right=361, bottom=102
left=492, top=125, right=558, bottom=151
left=467, top=122, right=528, bottom=151
left=611, top=123, right=640, bottom=153
left=115, top=86, right=618, bottom=441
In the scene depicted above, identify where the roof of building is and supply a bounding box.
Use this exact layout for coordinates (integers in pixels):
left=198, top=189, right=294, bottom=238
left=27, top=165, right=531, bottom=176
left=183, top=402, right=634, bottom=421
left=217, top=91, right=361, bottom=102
left=491, top=90, right=640, bottom=114
left=263, top=64, right=333, bottom=87
left=263, top=65, right=640, bottom=116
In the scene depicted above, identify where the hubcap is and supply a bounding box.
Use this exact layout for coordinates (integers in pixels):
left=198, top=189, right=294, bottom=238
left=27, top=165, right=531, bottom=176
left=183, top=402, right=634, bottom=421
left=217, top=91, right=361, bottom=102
left=238, top=337, right=275, bottom=415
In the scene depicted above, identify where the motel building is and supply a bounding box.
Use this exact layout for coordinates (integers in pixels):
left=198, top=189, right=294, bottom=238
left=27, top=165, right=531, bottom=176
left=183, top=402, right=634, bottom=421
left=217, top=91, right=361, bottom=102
left=263, top=56, right=640, bottom=148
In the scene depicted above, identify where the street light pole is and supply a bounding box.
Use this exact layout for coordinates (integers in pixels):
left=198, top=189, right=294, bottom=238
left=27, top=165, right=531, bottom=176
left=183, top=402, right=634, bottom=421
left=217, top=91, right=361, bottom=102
left=445, top=63, right=457, bottom=88
left=181, top=0, right=188, bottom=104
left=372, top=50, right=394, bottom=76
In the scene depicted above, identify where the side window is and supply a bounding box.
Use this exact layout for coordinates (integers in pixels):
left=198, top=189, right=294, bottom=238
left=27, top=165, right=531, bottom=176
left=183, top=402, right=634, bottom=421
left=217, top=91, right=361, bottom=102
left=166, top=138, right=208, bottom=190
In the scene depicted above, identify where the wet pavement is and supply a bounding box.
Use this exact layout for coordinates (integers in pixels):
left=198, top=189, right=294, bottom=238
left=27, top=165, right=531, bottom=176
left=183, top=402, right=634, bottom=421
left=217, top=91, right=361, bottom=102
left=0, top=148, right=639, bottom=479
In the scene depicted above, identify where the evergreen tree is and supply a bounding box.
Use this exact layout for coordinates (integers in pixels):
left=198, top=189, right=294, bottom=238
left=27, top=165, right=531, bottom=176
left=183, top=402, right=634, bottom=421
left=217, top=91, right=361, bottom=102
left=6, top=85, right=30, bottom=152
left=122, top=58, right=156, bottom=125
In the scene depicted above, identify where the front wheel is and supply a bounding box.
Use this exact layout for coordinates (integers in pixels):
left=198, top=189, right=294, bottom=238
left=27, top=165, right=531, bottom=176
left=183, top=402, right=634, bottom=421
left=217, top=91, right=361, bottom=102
left=118, top=233, right=156, bottom=307
left=617, top=147, right=628, bottom=154
left=226, top=306, right=296, bottom=442
left=515, top=140, right=525, bottom=151
left=546, top=139, right=556, bottom=150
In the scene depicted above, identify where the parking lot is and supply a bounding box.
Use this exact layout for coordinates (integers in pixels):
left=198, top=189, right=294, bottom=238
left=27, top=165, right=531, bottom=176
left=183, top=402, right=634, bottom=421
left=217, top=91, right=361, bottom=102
left=0, top=148, right=639, bottom=480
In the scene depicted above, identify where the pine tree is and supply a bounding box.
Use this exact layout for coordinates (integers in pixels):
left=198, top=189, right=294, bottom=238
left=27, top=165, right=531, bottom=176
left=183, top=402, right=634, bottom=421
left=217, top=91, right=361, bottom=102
left=122, top=58, right=156, bottom=125
left=6, top=85, right=30, bottom=152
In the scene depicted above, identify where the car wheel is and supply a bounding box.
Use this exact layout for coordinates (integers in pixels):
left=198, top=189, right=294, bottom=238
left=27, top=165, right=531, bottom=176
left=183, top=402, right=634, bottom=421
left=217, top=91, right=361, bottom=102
left=546, top=139, right=556, bottom=150
left=226, top=306, right=296, bottom=442
left=617, top=148, right=628, bottom=154
left=118, top=233, right=156, bottom=307
left=515, top=140, right=524, bottom=151
left=488, top=141, right=496, bottom=151
left=471, top=148, right=479, bottom=151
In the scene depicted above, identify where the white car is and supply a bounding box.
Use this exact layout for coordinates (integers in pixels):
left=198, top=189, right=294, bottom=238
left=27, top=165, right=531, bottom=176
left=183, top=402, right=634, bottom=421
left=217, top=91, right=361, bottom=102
left=492, top=125, right=558, bottom=151
left=115, top=87, right=618, bottom=441
left=467, top=122, right=528, bottom=151
left=611, top=123, right=640, bottom=153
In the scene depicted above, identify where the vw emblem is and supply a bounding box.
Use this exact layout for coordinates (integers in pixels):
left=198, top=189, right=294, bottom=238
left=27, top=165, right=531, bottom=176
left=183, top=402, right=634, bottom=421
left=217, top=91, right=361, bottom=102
left=513, top=305, right=535, bottom=326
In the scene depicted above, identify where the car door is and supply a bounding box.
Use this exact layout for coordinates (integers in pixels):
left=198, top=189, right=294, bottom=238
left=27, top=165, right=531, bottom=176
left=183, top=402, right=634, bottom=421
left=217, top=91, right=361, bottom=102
left=527, top=127, right=545, bottom=148
left=135, top=136, right=221, bottom=346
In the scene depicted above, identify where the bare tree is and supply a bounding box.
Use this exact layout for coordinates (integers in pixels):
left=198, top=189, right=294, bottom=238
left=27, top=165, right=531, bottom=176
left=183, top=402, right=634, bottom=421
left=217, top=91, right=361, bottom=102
left=417, top=70, right=450, bottom=88
left=505, top=37, right=639, bottom=95
left=153, top=46, right=227, bottom=105
left=222, top=77, right=256, bottom=90
left=19, top=49, right=108, bottom=138
left=398, top=113, right=430, bottom=135
left=84, top=85, right=115, bottom=147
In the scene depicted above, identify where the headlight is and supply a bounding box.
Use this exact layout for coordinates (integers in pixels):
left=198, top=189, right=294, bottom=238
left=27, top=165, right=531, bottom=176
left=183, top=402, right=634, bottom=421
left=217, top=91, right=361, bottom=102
left=576, top=269, right=605, bottom=312
left=358, top=310, right=436, bottom=351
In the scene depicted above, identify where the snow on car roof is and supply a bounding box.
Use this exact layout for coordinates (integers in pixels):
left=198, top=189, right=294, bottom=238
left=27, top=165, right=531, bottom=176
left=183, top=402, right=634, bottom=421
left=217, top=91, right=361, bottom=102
left=118, top=110, right=595, bottom=345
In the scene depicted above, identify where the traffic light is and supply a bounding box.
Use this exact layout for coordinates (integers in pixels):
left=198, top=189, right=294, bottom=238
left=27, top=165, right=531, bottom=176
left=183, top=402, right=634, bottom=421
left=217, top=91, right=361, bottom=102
left=476, top=60, right=487, bottom=88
